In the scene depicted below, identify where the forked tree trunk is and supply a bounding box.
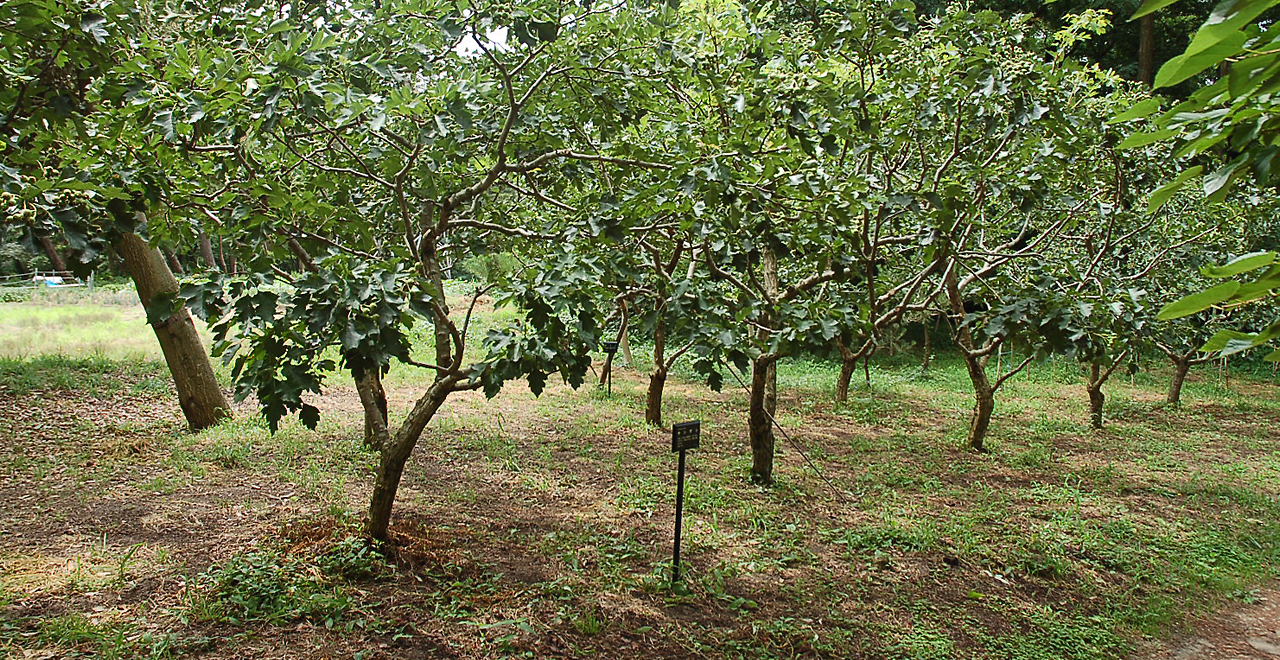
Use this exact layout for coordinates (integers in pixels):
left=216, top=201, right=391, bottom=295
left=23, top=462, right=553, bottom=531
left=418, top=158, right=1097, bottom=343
left=113, top=231, right=231, bottom=431
left=1087, top=363, right=1106, bottom=430
left=646, top=369, right=667, bottom=427
left=1167, top=357, right=1191, bottom=406
left=1085, top=352, right=1128, bottom=429
left=367, top=377, right=454, bottom=543
left=944, top=263, right=995, bottom=452
left=364, top=236, right=460, bottom=544
left=37, top=235, right=67, bottom=273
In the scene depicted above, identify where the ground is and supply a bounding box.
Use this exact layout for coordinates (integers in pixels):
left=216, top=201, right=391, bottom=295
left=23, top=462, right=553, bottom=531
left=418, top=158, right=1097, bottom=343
left=1, top=291, right=1279, bottom=659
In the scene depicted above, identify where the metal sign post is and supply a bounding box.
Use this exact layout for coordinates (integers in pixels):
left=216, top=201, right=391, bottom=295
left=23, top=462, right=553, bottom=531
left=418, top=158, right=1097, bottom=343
left=602, top=341, right=619, bottom=395
left=670, top=421, right=700, bottom=584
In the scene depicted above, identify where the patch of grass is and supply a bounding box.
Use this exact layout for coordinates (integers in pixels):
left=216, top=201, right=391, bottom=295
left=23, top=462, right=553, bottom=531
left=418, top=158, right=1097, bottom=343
left=36, top=612, right=183, bottom=660
left=194, top=535, right=389, bottom=630
left=0, top=354, right=166, bottom=395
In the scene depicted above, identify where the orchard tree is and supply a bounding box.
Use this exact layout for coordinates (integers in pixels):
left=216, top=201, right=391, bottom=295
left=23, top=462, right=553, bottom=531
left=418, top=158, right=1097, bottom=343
left=1120, top=0, right=1280, bottom=359
left=880, top=8, right=1132, bottom=450
left=159, top=0, right=690, bottom=543
left=0, top=0, right=231, bottom=430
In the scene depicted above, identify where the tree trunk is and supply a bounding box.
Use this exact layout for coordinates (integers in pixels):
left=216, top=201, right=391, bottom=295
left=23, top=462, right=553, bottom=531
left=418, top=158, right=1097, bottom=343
left=367, top=377, right=453, bottom=543
left=1087, top=364, right=1106, bottom=429
left=1167, top=357, right=1191, bottom=406
left=37, top=235, right=67, bottom=272
left=969, top=381, right=995, bottom=452
left=198, top=230, right=217, bottom=270
left=646, top=369, right=667, bottom=427
left=944, top=260, right=994, bottom=452
left=921, top=320, right=932, bottom=374
left=962, top=353, right=995, bottom=452
left=162, top=247, right=184, bottom=275
left=749, top=356, right=776, bottom=485
left=355, top=367, right=388, bottom=450
left=1138, top=14, right=1156, bottom=86
left=113, top=231, right=231, bottom=431
left=1088, top=384, right=1105, bottom=429
left=836, top=358, right=856, bottom=403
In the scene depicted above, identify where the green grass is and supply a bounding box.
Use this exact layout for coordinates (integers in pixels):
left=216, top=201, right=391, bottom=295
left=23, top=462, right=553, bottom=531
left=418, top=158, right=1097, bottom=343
left=0, top=353, right=168, bottom=395
left=3, top=293, right=1280, bottom=659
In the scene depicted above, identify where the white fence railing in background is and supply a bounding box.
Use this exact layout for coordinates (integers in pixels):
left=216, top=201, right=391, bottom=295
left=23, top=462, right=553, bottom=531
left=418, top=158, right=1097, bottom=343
left=0, top=271, right=87, bottom=289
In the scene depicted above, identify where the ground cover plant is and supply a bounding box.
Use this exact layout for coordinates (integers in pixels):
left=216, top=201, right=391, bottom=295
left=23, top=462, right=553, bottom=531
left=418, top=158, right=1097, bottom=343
left=1, top=288, right=1278, bottom=659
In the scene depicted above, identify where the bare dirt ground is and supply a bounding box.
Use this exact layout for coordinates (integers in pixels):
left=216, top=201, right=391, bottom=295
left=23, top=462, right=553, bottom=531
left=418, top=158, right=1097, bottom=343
left=3, top=355, right=1280, bottom=659
left=1140, top=590, right=1280, bottom=659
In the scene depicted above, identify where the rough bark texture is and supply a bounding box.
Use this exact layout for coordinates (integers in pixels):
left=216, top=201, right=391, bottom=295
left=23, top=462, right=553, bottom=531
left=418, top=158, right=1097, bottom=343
left=969, top=383, right=995, bottom=452
left=944, top=264, right=994, bottom=452
left=198, top=230, right=217, bottom=270
left=748, top=247, right=780, bottom=483
left=367, top=377, right=453, bottom=543
left=646, top=369, right=667, bottom=427
left=355, top=367, right=389, bottom=450
left=114, top=231, right=231, bottom=431
left=37, top=235, right=67, bottom=273
left=1167, top=357, right=1191, bottom=406
left=836, top=358, right=856, bottom=403
left=1139, top=14, right=1156, bottom=86
left=1088, top=384, right=1106, bottom=429
left=749, top=356, right=776, bottom=484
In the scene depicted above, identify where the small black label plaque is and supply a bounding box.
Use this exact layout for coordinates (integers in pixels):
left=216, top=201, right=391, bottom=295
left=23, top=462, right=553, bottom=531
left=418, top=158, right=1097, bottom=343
left=671, top=421, right=700, bottom=452
left=602, top=341, right=619, bottom=354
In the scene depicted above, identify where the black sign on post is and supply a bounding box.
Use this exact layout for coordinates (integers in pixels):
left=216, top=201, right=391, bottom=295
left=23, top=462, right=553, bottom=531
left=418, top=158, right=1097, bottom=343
left=602, top=341, right=619, bottom=395
left=670, top=421, right=700, bottom=584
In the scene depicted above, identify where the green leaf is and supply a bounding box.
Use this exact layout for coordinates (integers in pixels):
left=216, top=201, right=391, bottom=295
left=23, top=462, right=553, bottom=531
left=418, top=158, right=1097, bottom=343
left=1146, top=166, right=1202, bottom=212
left=1110, top=98, right=1162, bottom=123
left=1264, top=348, right=1280, bottom=362
left=1200, top=251, right=1275, bottom=278
left=1157, top=280, right=1241, bottom=320
left=1184, top=0, right=1274, bottom=59
left=1200, top=329, right=1254, bottom=351
left=299, top=403, right=321, bottom=429
left=1117, top=127, right=1178, bottom=149
left=1154, top=32, right=1247, bottom=88
left=1133, top=0, right=1182, bottom=19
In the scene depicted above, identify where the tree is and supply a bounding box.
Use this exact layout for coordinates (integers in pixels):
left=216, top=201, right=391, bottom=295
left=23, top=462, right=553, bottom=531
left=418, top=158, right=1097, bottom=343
left=0, top=0, right=231, bottom=431
left=1118, top=0, right=1280, bottom=361
left=162, top=0, right=689, bottom=543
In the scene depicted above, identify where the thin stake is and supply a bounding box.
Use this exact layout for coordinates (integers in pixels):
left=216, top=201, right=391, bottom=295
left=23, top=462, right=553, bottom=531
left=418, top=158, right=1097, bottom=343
left=672, top=448, right=687, bottom=583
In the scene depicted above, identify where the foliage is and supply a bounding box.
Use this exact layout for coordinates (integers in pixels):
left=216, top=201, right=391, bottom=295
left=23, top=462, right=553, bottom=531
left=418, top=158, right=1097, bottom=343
left=198, top=535, right=388, bottom=628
